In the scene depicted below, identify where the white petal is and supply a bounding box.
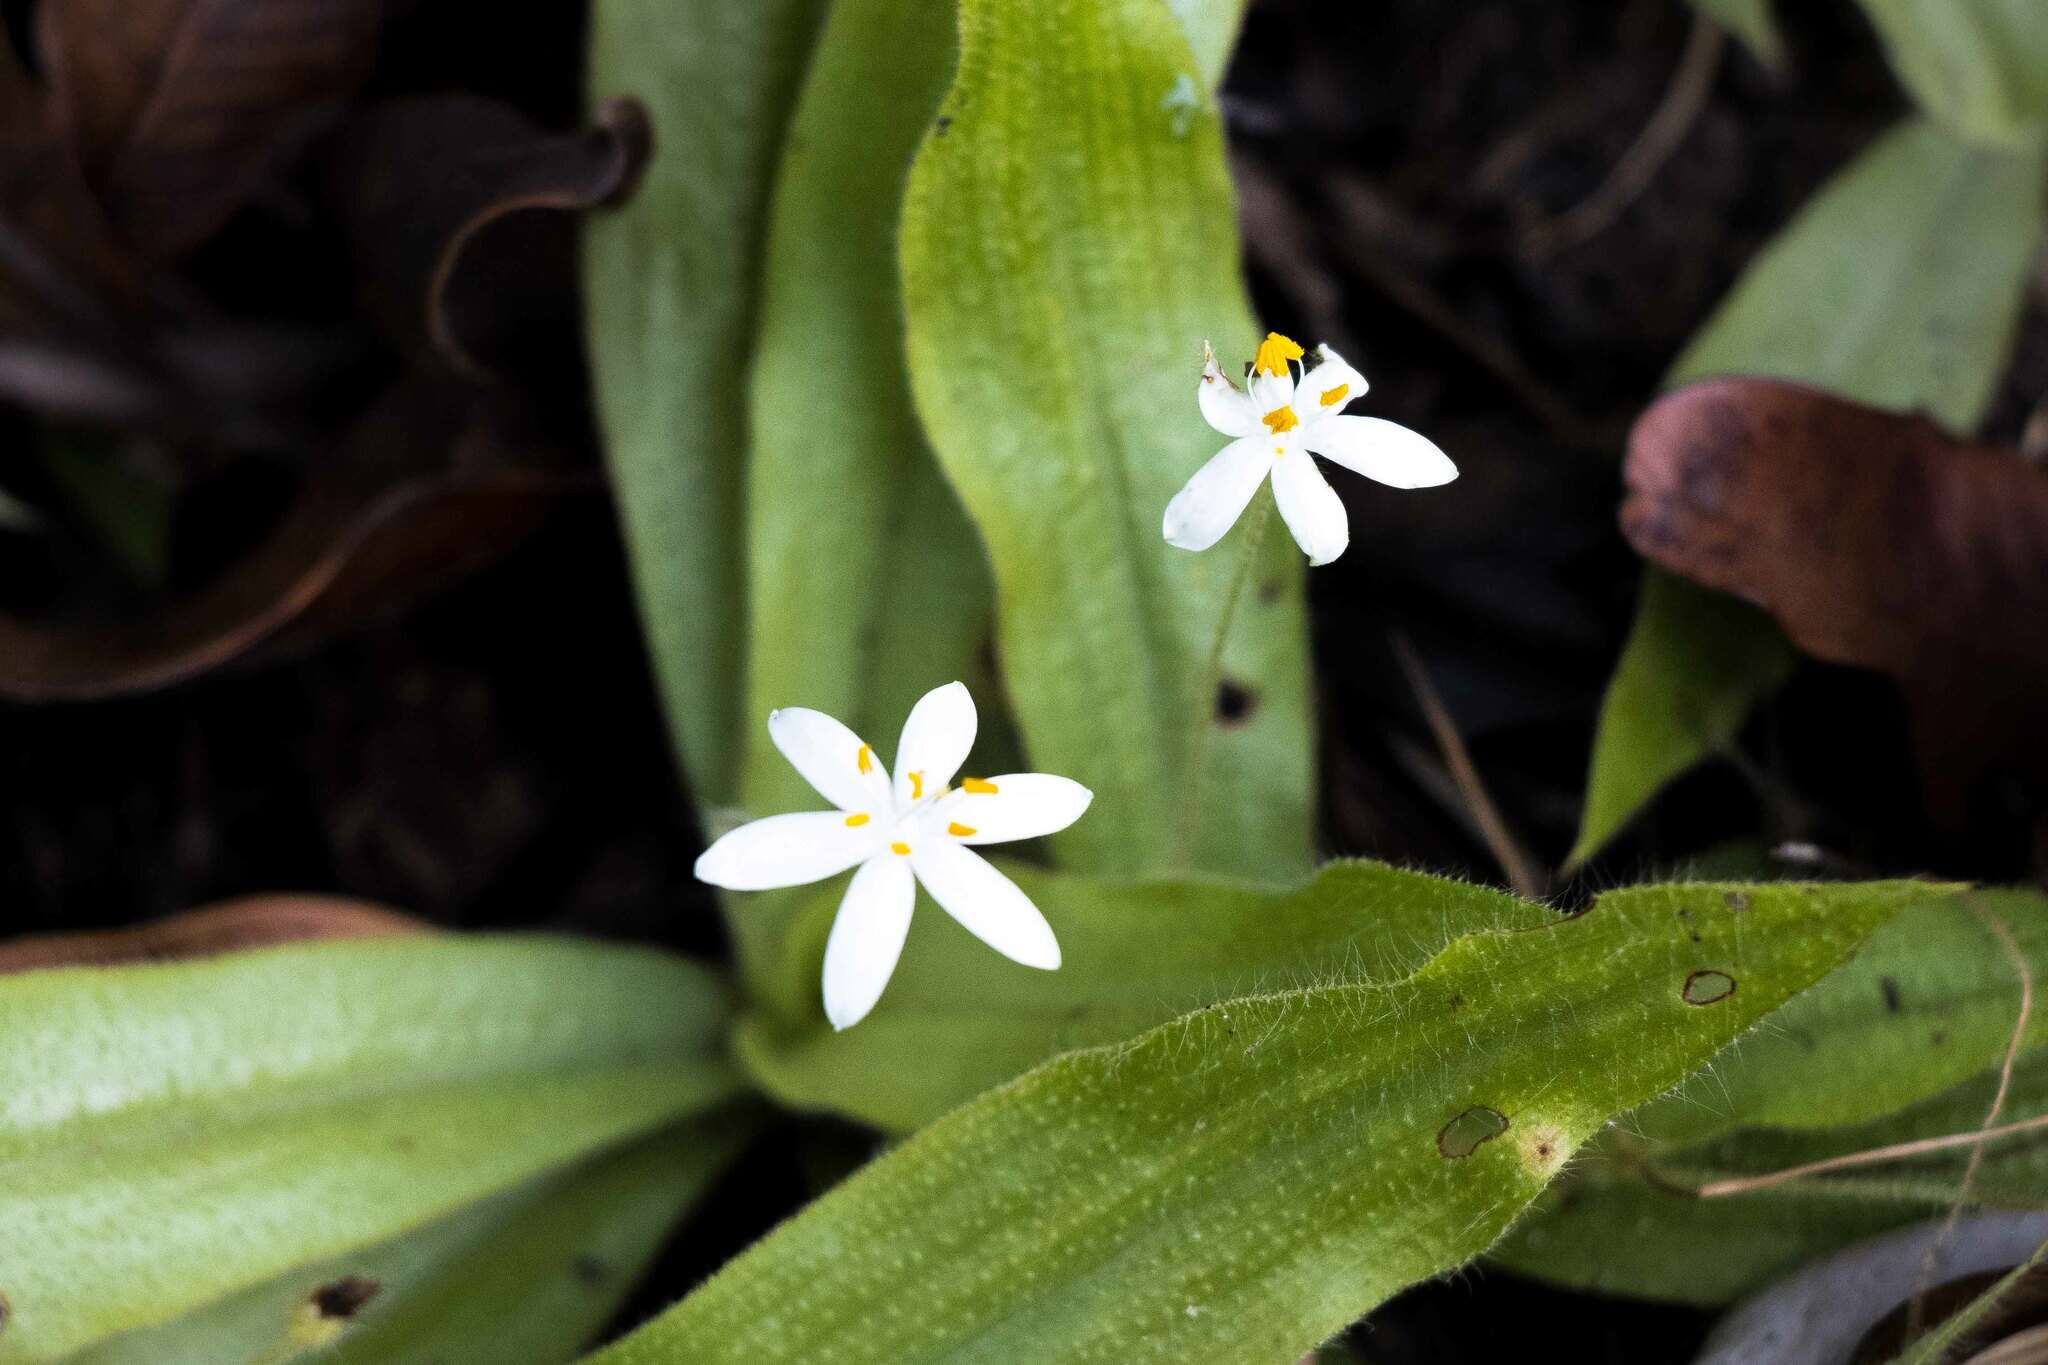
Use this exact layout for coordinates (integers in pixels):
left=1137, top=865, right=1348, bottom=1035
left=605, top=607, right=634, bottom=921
left=1248, top=367, right=1294, bottom=413
left=1296, top=344, right=1368, bottom=417
left=694, top=811, right=881, bottom=890
left=894, top=681, right=977, bottom=807
left=932, top=773, right=1093, bottom=845
left=1304, top=415, right=1457, bottom=489
left=910, top=841, right=1061, bottom=970
left=821, top=854, right=916, bottom=1030
left=1271, top=451, right=1349, bottom=566
left=1198, top=342, right=1261, bottom=438
left=768, top=707, right=892, bottom=814
left=1162, top=437, right=1272, bottom=552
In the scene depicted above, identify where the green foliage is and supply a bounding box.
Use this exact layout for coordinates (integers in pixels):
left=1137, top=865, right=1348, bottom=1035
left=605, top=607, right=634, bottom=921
left=587, top=880, right=1927, bottom=1364
left=1573, top=118, right=2047, bottom=863
left=738, top=859, right=1557, bottom=1130
left=1859, top=0, right=2048, bottom=146
left=1496, top=890, right=2047, bottom=1303
left=70, top=1123, right=749, bottom=1365
left=584, top=0, right=827, bottom=810
left=0, top=936, right=736, bottom=1363
left=1691, top=0, right=1784, bottom=62
left=900, top=0, right=1313, bottom=881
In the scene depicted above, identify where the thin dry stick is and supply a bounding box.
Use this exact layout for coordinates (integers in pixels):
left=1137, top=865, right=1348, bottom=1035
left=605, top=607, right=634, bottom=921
left=1176, top=495, right=1273, bottom=863
left=1907, top=901, right=2036, bottom=1337
left=1389, top=632, right=1547, bottom=899
left=1523, top=15, right=1724, bottom=258
left=1694, top=1111, right=2048, bottom=1200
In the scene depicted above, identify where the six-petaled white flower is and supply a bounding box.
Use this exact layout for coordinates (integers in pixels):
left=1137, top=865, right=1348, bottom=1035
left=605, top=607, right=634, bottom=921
left=695, top=681, right=1092, bottom=1030
left=1164, top=331, right=1457, bottom=566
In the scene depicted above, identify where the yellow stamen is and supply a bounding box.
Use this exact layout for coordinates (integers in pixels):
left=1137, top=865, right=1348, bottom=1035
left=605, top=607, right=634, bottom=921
left=962, top=776, right=999, bottom=794
left=844, top=812, right=870, bottom=827
left=890, top=841, right=911, bottom=855
left=1253, top=331, right=1304, bottom=377
left=1261, top=405, right=1298, bottom=435
left=947, top=822, right=977, bottom=837
left=856, top=744, right=874, bottom=775
left=1319, top=383, right=1349, bottom=407
left=909, top=771, right=925, bottom=800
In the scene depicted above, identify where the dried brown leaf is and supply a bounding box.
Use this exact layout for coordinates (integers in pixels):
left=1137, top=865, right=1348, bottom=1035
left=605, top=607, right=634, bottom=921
left=0, top=894, right=426, bottom=974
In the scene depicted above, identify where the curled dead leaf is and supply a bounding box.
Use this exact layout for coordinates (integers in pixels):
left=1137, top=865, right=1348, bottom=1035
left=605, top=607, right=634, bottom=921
left=0, top=894, right=426, bottom=974
left=1622, top=378, right=2048, bottom=820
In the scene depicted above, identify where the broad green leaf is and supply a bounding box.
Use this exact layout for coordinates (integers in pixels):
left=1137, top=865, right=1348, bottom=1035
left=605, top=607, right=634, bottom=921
left=1692, top=0, right=1784, bottom=62
left=0, top=935, right=737, bottom=1363
left=584, top=0, right=826, bottom=809
left=1859, top=0, right=2048, bottom=146
left=1165, top=0, right=1249, bottom=86
left=71, top=1120, right=751, bottom=1365
left=738, top=859, right=1556, bottom=1130
left=589, top=879, right=1926, bottom=1364
left=1495, top=889, right=2048, bottom=1303
left=1572, top=118, right=2046, bottom=865
left=900, top=0, right=1314, bottom=881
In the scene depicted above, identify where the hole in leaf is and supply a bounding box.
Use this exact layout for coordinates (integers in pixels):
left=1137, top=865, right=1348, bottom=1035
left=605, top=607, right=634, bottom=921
left=1682, top=970, right=1736, bottom=1005
left=1216, top=678, right=1255, bottom=726
left=1437, top=1105, right=1508, bottom=1158
left=312, top=1277, right=381, bottom=1322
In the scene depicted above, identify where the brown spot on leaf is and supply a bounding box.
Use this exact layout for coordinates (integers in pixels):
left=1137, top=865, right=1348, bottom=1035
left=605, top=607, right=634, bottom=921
left=1516, top=1122, right=1568, bottom=1178
left=1881, top=976, right=1902, bottom=1013
left=1437, top=1105, right=1509, bottom=1158
left=1683, top=969, right=1737, bottom=1005
left=0, top=895, right=426, bottom=974
left=312, top=1277, right=380, bottom=1321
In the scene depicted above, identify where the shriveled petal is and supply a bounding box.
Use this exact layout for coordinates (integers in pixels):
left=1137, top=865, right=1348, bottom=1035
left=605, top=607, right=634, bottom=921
left=1304, top=415, right=1458, bottom=489
left=1198, top=342, right=1262, bottom=438
left=1163, top=437, right=1272, bottom=552
left=768, top=707, right=891, bottom=814
left=1271, top=451, right=1349, bottom=566
left=1296, top=344, right=1368, bottom=418
left=894, top=680, right=977, bottom=807
left=932, top=773, right=1093, bottom=845
left=910, top=840, right=1061, bottom=970
left=694, top=811, right=881, bottom=891
left=821, top=854, right=916, bottom=1030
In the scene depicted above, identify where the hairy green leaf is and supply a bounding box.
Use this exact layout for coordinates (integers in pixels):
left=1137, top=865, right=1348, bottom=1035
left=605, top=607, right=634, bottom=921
left=584, top=0, right=826, bottom=808
left=590, top=880, right=1925, bottom=1364
left=0, top=936, right=736, bottom=1362
left=71, top=1121, right=750, bottom=1365
left=1573, top=118, right=2046, bottom=864
left=900, top=0, right=1313, bottom=880
left=1858, top=0, right=2048, bottom=146
left=738, top=859, right=1556, bottom=1130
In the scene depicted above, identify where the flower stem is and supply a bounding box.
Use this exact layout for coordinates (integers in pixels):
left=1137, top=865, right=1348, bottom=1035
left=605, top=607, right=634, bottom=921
left=1176, top=491, right=1273, bottom=863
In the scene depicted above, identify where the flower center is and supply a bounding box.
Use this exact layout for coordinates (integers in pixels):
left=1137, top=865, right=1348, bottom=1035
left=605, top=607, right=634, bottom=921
left=1261, top=404, right=1298, bottom=435
left=1253, top=331, right=1304, bottom=377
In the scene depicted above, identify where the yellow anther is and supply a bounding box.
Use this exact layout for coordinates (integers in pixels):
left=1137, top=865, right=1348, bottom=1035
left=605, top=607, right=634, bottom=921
left=947, top=822, right=977, bottom=837
left=856, top=744, right=874, bottom=775
left=962, top=776, right=999, bottom=794
left=890, top=841, right=911, bottom=855
left=1252, top=331, right=1304, bottom=377
left=1261, top=405, right=1298, bottom=435
left=1319, top=383, right=1349, bottom=407
left=844, top=812, right=870, bottom=827
left=909, top=771, right=925, bottom=800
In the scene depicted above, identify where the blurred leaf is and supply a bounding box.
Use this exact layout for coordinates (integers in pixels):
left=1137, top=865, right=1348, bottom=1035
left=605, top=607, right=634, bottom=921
left=1691, top=0, right=1784, bottom=62
left=901, top=0, right=1313, bottom=879
left=1889, top=1232, right=2048, bottom=1365
left=1496, top=889, right=2048, bottom=1303
left=734, top=0, right=995, bottom=1001
left=588, top=879, right=1929, bottom=1364
left=739, top=858, right=1556, bottom=1130
left=34, top=430, right=177, bottom=587
left=584, top=0, right=827, bottom=810
left=0, top=930, right=738, bottom=1362
left=322, top=94, right=651, bottom=380
left=70, top=1121, right=751, bottom=1365
left=1858, top=0, right=2048, bottom=147
left=35, top=0, right=383, bottom=258
left=0, top=895, right=423, bottom=974
left=1624, top=380, right=2048, bottom=821
left=1164, top=0, right=1250, bottom=86
left=1573, top=118, right=2044, bottom=864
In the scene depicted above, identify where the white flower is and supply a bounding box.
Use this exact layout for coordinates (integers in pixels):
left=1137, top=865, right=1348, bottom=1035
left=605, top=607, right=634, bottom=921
left=1163, top=331, right=1457, bottom=566
left=695, top=681, right=1093, bottom=1030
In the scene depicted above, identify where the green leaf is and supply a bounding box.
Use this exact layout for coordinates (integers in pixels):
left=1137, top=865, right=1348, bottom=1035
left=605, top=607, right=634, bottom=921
left=0, top=935, right=737, bottom=1363
left=1164, top=0, right=1249, bottom=87
left=738, top=859, right=1557, bottom=1130
left=1692, top=0, right=1784, bottom=62
left=589, top=879, right=1926, bottom=1364
left=69, top=1120, right=751, bottom=1365
left=1858, top=0, right=2048, bottom=146
left=900, top=0, right=1314, bottom=881
left=1572, top=118, right=2046, bottom=864
left=584, top=0, right=827, bottom=809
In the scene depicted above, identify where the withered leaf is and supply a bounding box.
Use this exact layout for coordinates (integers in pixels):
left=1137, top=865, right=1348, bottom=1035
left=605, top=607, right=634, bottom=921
left=1623, top=378, right=2048, bottom=817
left=36, top=0, right=384, bottom=259
left=0, top=894, right=426, bottom=974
